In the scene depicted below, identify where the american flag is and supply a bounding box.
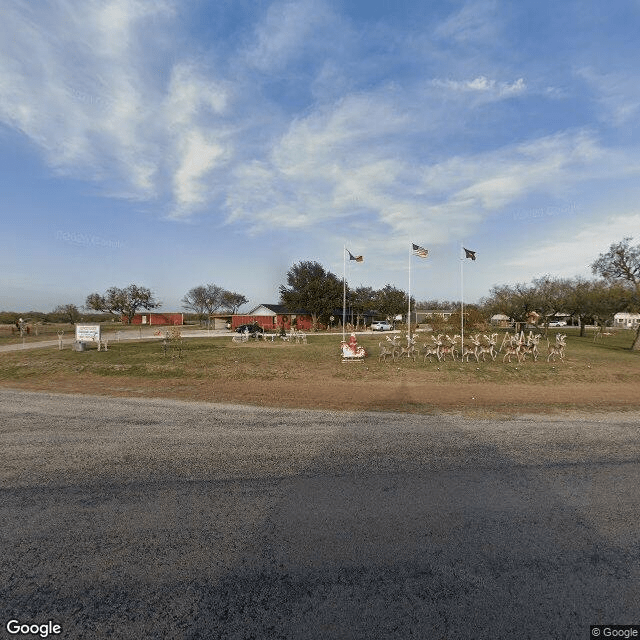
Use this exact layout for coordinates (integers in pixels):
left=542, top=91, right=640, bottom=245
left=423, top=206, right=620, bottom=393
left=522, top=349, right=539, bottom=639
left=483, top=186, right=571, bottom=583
left=412, top=243, right=429, bottom=258
left=347, top=250, right=364, bottom=262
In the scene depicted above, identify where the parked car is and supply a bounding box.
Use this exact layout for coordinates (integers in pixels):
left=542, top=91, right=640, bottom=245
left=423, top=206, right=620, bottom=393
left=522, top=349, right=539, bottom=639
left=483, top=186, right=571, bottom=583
left=548, top=320, right=567, bottom=327
left=235, top=323, right=264, bottom=334
left=371, top=321, right=393, bottom=331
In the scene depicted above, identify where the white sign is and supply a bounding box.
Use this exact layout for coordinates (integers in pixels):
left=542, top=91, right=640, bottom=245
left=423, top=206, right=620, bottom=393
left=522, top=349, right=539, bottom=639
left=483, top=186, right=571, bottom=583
left=75, top=324, right=101, bottom=342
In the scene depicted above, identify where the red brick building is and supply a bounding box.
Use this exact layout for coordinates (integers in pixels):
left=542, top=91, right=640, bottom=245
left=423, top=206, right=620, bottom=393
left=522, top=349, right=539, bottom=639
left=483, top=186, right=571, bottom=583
left=231, top=304, right=314, bottom=331
left=122, top=313, right=183, bottom=326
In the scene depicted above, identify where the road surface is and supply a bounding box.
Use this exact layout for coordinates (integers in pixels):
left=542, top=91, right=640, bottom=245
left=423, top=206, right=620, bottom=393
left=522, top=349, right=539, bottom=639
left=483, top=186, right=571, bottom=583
left=1, top=389, right=639, bottom=639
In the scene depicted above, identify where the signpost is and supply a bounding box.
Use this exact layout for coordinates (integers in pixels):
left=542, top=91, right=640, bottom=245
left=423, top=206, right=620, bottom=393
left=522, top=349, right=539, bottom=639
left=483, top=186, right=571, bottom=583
left=74, top=324, right=101, bottom=351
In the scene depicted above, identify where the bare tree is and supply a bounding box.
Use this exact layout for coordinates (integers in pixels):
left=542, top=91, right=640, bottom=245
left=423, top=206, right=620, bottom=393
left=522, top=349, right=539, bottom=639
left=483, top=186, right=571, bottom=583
left=482, top=282, right=538, bottom=326
left=182, top=284, right=226, bottom=327
left=531, top=275, right=569, bottom=334
left=591, top=237, right=640, bottom=350
left=220, top=291, right=248, bottom=314
left=182, top=286, right=208, bottom=325
left=52, top=303, right=82, bottom=324
left=85, top=285, right=160, bottom=324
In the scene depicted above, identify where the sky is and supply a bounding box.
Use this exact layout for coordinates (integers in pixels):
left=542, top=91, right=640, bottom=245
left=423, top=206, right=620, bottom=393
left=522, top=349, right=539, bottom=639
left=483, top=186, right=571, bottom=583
left=2, top=0, right=640, bottom=313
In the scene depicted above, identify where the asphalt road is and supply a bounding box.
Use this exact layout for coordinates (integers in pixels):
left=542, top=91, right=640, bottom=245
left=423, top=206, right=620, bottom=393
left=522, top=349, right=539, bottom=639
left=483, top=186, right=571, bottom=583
left=1, top=389, right=639, bottom=639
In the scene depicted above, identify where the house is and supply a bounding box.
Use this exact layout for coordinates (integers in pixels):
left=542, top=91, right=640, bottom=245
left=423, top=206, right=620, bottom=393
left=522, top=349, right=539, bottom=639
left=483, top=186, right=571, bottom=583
left=122, top=312, right=183, bottom=325
left=208, top=313, right=233, bottom=330
left=332, top=307, right=377, bottom=329
left=614, top=312, right=640, bottom=328
left=546, top=312, right=571, bottom=325
left=232, top=304, right=315, bottom=331
left=490, top=314, right=511, bottom=327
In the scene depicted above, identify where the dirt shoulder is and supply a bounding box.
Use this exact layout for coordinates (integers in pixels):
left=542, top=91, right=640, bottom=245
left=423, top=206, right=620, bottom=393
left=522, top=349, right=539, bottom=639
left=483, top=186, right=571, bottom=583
left=2, top=374, right=638, bottom=415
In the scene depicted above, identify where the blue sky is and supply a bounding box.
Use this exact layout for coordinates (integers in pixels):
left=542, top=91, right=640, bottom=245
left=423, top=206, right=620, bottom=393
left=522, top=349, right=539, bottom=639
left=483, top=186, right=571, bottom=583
left=2, top=0, right=640, bottom=313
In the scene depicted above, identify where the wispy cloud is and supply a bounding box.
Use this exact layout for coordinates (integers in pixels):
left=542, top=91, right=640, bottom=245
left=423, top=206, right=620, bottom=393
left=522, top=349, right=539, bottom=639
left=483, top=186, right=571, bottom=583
left=578, top=67, right=640, bottom=126
left=243, top=0, right=337, bottom=73
left=505, top=212, right=640, bottom=278
left=2, top=0, right=640, bottom=279
left=432, top=75, right=526, bottom=97
left=433, top=0, right=501, bottom=45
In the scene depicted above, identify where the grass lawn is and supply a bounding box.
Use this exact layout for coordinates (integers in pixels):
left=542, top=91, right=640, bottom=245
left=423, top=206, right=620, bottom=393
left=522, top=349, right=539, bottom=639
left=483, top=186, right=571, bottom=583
left=0, top=328, right=638, bottom=413
left=0, top=322, right=134, bottom=345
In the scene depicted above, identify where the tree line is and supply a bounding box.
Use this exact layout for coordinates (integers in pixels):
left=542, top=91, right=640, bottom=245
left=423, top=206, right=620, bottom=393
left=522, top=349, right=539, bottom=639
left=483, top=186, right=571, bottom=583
left=83, top=283, right=248, bottom=326
left=480, top=237, right=640, bottom=349
left=7, top=237, right=639, bottom=350
left=279, top=261, right=411, bottom=329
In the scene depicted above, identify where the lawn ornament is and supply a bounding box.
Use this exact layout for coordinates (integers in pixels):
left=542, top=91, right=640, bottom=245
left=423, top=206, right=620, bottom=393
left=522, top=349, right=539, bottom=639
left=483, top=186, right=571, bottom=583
left=341, top=333, right=366, bottom=362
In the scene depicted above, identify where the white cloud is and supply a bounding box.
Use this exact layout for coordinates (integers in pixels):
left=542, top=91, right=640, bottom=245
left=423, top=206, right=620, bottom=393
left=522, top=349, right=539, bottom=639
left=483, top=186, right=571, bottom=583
left=0, top=0, right=178, bottom=193
left=243, top=0, right=335, bottom=72
left=3, top=0, right=640, bottom=271
left=226, top=74, right=640, bottom=257
left=505, top=212, right=640, bottom=278
left=0, top=1, right=239, bottom=210
left=431, top=75, right=526, bottom=99
left=164, top=62, right=229, bottom=127
left=172, top=131, right=227, bottom=216
left=434, top=0, right=500, bottom=45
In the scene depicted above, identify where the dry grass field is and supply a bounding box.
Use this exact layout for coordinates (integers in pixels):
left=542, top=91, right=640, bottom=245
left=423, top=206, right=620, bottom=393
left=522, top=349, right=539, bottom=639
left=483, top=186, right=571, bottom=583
left=0, top=327, right=638, bottom=414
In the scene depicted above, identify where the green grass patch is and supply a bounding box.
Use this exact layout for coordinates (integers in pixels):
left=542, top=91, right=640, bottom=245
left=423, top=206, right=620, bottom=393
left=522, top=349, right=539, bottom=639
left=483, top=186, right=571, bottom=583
left=0, top=329, right=637, bottom=388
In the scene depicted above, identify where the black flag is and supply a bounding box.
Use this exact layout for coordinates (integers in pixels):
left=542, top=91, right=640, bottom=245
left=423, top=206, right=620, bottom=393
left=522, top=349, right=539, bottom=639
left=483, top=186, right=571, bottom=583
left=464, top=248, right=476, bottom=261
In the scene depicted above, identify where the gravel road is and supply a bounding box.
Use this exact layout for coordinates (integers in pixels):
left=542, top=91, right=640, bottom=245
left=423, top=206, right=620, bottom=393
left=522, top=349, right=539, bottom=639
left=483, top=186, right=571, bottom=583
left=1, top=389, right=639, bottom=639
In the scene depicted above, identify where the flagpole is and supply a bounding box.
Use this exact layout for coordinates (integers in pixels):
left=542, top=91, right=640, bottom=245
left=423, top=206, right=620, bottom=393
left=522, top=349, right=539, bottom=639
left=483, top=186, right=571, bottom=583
left=343, top=244, right=347, bottom=342
left=408, top=244, right=412, bottom=339
left=460, top=242, right=464, bottom=354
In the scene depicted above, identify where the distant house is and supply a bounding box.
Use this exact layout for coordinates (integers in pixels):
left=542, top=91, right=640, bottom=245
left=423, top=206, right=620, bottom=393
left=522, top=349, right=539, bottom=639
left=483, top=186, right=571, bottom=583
left=614, top=312, right=640, bottom=328
left=232, top=304, right=315, bottom=331
left=490, top=314, right=511, bottom=327
left=207, top=313, right=233, bottom=330
left=122, top=312, right=183, bottom=326
left=545, top=312, right=571, bottom=325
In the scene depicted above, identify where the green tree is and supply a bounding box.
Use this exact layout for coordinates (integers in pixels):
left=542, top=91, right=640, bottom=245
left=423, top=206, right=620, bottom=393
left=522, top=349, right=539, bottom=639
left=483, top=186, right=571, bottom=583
left=374, top=284, right=411, bottom=325
left=279, top=261, right=344, bottom=330
left=85, top=284, right=161, bottom=324
left=350, top=286, right=377, bottom=328
left=591, top=237, right=640, bottom=350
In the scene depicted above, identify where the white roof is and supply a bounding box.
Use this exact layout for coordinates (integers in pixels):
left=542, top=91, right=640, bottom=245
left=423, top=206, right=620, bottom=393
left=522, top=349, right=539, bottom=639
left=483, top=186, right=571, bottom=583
left=614, top=312, right=640, bottom=319
left=247, top=304, right=277, bottom=316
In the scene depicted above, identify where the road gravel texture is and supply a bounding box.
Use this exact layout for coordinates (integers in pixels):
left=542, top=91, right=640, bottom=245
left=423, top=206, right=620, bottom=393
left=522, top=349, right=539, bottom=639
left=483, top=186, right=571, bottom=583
left=1, top=389, right=639, bottom=639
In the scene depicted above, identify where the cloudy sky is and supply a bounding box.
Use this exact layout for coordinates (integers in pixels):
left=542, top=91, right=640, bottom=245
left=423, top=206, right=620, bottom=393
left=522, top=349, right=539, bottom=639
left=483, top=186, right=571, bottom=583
left=2, top=0, right=640, bottom=313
